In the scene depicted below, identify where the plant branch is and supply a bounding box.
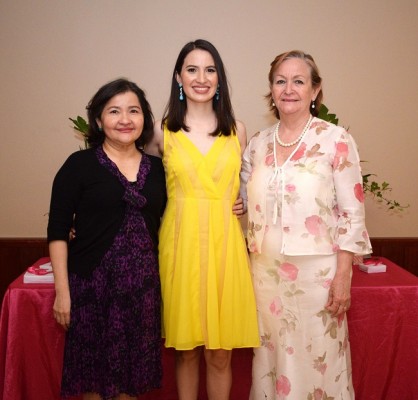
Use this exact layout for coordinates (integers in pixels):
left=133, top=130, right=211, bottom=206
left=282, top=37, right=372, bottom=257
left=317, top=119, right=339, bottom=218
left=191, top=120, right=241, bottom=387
left=318, top=105, right=408, bottom=212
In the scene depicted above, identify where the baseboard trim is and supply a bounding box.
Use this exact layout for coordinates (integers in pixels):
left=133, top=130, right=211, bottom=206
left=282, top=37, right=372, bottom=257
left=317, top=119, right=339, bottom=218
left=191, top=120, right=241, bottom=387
left=1, top=237, right=417, bottom=300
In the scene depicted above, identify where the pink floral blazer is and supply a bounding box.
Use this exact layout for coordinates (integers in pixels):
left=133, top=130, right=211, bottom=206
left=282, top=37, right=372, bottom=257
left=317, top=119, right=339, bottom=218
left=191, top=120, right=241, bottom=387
left=240, top=117, right=372, bottom=256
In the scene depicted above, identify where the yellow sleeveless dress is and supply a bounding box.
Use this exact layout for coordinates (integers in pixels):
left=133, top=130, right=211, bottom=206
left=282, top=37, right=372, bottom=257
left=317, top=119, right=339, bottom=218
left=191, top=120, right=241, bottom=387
left=159, top=127, right=259, bottom=350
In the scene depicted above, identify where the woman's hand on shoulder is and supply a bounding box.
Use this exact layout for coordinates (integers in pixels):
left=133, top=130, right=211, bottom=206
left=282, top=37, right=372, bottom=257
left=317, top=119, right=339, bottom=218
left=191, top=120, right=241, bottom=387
left=145, top=120, right=164, bottom=157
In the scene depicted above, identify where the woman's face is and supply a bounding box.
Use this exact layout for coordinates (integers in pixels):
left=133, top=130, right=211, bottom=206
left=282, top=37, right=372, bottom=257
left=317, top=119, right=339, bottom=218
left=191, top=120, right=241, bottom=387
left=97, top=91, right=144, bottom=148
left=177, top=49, right=219, bottom=104
left=270, top=58, right=320, bottom=119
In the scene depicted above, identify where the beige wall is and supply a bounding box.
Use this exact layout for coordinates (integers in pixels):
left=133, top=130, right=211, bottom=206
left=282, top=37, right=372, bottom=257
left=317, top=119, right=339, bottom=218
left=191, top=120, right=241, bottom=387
left=0, top=0, right=417, bottom=237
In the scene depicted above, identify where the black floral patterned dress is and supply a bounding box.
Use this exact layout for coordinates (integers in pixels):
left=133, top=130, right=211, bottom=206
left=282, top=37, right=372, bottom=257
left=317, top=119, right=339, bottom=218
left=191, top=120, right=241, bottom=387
left=60, top=148, right=165, bottom=399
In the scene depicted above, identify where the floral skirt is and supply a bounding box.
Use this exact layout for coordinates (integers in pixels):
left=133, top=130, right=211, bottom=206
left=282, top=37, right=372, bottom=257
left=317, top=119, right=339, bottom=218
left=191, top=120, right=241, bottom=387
left=249, top=253, right=354, bottom=400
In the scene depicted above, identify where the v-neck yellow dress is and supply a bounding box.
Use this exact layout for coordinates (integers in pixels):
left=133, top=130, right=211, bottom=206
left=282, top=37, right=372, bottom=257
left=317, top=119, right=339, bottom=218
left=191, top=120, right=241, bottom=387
left=159, top=127, right=259, bottom=350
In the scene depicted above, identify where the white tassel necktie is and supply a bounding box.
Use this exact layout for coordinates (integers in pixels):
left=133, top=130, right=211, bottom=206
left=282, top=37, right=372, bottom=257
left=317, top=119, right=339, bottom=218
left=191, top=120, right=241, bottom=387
left=268, top=115, right=313, bottom=225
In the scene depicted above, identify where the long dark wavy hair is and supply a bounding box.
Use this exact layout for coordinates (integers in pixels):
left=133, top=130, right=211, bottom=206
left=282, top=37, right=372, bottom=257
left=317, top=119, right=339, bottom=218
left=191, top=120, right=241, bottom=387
left=86, top=78, right=154, bottom=148
left=265, top=50, right=323, bottom=119
left=162, top=39, right=236, bottom=137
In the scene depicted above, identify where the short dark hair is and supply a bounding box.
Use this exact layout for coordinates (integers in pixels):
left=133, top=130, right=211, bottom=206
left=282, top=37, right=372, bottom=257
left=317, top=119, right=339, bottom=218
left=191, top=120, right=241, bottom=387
left=265, top=50, right=323, bottom=119
left=162, top=39, right=236, bottom=137
left=86, top=78, right=154, bottom=148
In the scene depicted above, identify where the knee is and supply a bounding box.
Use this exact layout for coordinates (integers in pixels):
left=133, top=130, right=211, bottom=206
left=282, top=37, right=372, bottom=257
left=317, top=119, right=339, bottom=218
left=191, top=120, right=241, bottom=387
left=176, top=348, right=201, bottom=366
left=205, top=349, right=231, bottom=371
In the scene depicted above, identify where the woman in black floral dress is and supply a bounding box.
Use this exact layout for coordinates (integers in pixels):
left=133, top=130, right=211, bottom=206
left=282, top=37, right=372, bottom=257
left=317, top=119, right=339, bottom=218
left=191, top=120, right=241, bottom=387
left=47, top=79, right=166, bottom=399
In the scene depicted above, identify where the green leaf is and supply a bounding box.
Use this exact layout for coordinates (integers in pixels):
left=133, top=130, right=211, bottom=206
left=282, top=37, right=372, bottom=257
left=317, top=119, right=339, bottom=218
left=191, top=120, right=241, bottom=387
left=318, top=104, right=339, bottom=125
left=69, top=115, right=90, bottom=149
left=69, top=116, right=89, bottom=135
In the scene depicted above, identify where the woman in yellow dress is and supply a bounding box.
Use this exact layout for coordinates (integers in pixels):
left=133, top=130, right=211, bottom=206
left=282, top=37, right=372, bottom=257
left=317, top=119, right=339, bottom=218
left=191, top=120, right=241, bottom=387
left=146, top=39, right=259, bottom=400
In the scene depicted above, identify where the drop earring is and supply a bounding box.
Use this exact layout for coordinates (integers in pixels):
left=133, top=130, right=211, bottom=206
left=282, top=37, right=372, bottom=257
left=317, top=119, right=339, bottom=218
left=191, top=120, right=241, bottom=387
left=179, top=83, right=184, bottom=101
left=311, top=100, right=315, bottom=109
left=215, top=85, right=220, bottom=101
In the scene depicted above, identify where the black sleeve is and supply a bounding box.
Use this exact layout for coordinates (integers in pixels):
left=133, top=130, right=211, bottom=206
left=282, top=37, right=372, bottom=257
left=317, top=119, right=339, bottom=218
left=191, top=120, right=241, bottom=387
left=141, top=155, right=167, bottom=248
left=47, top=152, right=83, bottom=242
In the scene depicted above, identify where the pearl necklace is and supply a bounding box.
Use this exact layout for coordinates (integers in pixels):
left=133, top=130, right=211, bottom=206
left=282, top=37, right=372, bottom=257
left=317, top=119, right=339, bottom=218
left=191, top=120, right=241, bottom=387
left=274, top=115, right=313, bottom=147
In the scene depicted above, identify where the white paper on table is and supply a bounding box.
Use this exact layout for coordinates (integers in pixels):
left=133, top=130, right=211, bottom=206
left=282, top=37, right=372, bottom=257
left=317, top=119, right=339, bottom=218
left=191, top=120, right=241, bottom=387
left=358, top=261, right=387, bottom=273
left=23, top=261, right=54, bottom=283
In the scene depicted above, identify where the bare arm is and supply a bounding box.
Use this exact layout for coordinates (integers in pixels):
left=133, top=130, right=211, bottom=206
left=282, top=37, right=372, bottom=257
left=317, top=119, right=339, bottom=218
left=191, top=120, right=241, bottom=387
left=49, top=240, right=71, bottom=330
left=239, top=127, right=255, bottom=218
left=144, top=120, right=164, bottom=157
left=236, top=120, right=247, bottom=156
left=233, top=120, right=248, bottom=217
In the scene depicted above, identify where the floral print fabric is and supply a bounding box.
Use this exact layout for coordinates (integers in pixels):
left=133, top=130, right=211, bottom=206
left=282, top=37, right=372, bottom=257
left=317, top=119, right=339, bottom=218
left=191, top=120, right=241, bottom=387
left=61, top=148, right=162, bottom=399
left=241, top=118, right=369, bottom=399
left=241, top=118, right=372, bottom=256
left=250, top=253, right=354, bottom=400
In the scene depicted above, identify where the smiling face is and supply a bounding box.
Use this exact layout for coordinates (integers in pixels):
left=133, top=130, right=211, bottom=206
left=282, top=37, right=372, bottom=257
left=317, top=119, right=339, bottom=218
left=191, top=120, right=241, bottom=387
left=271, top=58, right=320, bottom=119
left=97, top=91, right=144, bottom=148
left=176, top=49, right=219, bottom=104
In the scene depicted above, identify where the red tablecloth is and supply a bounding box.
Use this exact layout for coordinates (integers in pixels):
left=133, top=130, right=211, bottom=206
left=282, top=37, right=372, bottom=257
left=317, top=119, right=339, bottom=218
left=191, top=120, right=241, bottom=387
left=1, top=257, right=418, bottom=400
left=349, top=257, right=418, bottom=400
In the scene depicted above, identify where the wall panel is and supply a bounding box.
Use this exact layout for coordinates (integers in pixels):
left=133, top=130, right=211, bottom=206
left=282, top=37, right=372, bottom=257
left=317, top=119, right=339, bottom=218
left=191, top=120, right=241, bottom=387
left=0, top=237, right=417, bottom=300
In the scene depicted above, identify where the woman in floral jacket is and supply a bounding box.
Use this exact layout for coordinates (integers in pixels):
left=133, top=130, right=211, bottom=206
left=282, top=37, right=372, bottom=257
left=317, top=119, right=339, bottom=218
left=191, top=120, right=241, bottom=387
left=241, top=50, right=372, bottom=400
